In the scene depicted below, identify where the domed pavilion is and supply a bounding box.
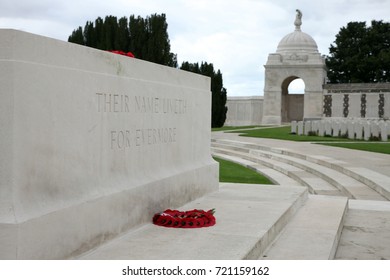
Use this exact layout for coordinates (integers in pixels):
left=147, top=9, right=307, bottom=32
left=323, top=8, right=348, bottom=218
left=262, top=9, right=327, bottom=124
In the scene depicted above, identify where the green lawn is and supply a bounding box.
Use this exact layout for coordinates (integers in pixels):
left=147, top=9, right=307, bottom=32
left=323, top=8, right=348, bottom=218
left=234, top=126, right=355, bottom=142
left=213, top=156, right=274, bottom=184
left=319, top=142, right=390, bottom=155
left=212, top=126, right=262, bottom=132
left=219, top=125, right=390, bottom=155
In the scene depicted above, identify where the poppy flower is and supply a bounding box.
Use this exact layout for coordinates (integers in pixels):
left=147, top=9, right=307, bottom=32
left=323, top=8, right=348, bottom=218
left=152, top=209, right=216, bottom=228
left=108, top=50, right=135, bottom=58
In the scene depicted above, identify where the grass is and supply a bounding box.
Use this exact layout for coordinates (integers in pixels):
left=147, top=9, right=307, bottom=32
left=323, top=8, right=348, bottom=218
left=234, top=126, right=355, bottom=142
left=213, top=156, right=274, bottom=185
left=218, top=125, right=390, bottom=155
left=212, top=126, right=262, bottom=132
left=319, top=142, right=390, bottom=155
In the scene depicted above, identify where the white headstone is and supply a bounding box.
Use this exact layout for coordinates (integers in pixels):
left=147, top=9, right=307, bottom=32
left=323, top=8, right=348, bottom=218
left=380, top=122, right=388, bottom=141
left=297, top=121, right=304, bottom=135
left=291, top=120, right=297, bottom=134
left=304, top=121, right=312, bottom=135
left=311, top=121, right=319, bottom=135
left=354, top=122, right=363, bottom=140
left=363, top=121, right=371, bottom=140
left=0, top=29, right=218, bottom=259
left=318, top=121, right=325, bottom=137
left=332, top=121, right=340, bottom=137
left=371, top=122, right=380, bottom=139
left=340, top=121, right=348, bottom=137
left=348, top=121, right=355, bottom=139
left=388, top=122, right=390, bottom=136
left=325, top=121, right=332, bottom=136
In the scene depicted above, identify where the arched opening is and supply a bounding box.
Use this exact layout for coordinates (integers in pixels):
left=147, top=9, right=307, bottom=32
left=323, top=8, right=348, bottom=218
left=288, top=79, right=305, bottom=94
left=281, top=77, right=305, bottom=122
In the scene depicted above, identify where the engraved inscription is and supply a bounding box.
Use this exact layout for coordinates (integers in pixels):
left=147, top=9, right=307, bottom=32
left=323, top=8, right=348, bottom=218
left=135, top=96, right=187, bottom=114
left=96, top=93, right=187, bottom=114
left=96, top=93, right=130, bottom=113
left=95, top=93, right=184, bottom=150
left=110, top=127, right=177, bottom=149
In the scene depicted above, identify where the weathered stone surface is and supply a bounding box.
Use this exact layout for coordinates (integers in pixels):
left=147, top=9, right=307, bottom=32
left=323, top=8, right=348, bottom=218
left=0, top=29, right=218, bottom=259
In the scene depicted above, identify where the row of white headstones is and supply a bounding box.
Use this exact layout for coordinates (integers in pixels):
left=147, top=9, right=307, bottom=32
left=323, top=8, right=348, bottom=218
left=291, top=119, right=390, bottom=141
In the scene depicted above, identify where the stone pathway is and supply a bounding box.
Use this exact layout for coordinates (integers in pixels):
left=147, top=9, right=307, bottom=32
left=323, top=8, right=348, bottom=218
left=211, top=131, right=390, bottom=259
left=75, top=131, right=390, bottom=260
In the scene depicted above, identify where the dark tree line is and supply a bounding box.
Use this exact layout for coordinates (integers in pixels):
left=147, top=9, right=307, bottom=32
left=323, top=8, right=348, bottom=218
left=181, top=62, right=228, bottom=128
left=68, top=13, right=228, bottom=127
left=326, top=20, right=390, bottom=83
left=68, top=14, right=177, bottom=67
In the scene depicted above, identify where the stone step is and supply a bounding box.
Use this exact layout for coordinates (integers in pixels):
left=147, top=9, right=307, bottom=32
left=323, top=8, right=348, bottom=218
left=212, top=152, right=302, bottom=186
left=260, top=195, right=348, bottom=260
left=212, top=146, right=347, bottom=196
left=225, top=139, right=390, bottom=201
left=250, top=149, right=386, bottom=201
left=77, top=183, right=308, bottom=260
left=335, top=199, right=390, bottom=260
left=275, top=151, right=390, bottom=201
left=342, top=168, right=390, bottom=201
left=212, top=140, right=387, bottom=201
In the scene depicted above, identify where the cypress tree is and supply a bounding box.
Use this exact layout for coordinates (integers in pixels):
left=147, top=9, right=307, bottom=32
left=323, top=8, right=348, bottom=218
left=94, top=17, right=105, bottom=50
left=116, top=17, right=130, bottom=51
left=68, top=27, right=84, bottom=45
left=103, top=16, right=118, bottom=51
left=68, top=14, right=177, bottom=67
left=129, top=15, right=148, bottom=58
left=180, top=62, right=227, bottom=128
left=84, top=21, right=96, bottom=47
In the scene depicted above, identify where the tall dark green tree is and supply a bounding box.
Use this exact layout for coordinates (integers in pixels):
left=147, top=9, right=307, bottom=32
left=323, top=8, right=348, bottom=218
left=326, top=20, right=390, bottom=83
left=129, top=15, right=147, bottom=58
left=181, top=62, right=227, bottom=128
left=68, top=13, right=177, bottom=67
left=116, top=17, right=130, bottom=51
left=68, top=27, right=84, bottom=45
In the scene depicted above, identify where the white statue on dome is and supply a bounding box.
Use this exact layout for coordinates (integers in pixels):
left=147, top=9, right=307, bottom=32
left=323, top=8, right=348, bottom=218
left=294, top=9, right=302, bottom=31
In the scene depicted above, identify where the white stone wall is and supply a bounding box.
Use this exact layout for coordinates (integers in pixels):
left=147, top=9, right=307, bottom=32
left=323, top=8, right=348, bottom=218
left=226, top=86, right=390, bottom=127
left=0, top=29, right=218, bottom=259
left=323, top=84, right=390, bottom=119
left=225, top=96, right=263, bottom=126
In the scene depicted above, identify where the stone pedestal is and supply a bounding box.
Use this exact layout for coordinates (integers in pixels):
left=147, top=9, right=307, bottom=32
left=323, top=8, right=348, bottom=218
left=0, top=29, right=219, bottom=259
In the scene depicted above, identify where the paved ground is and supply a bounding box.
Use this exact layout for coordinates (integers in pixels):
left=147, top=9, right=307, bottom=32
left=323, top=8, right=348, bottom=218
left=76, top=130, right=390, bottom=260
left=212, top=130, right=390, bottom=259
left=212, top=130, right=390, bottom=178
left=78, top=183, right=308, bottom=260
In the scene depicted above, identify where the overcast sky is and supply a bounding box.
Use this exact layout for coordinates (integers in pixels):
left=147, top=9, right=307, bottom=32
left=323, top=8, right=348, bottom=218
left=1, top=0, right=389, bottom=96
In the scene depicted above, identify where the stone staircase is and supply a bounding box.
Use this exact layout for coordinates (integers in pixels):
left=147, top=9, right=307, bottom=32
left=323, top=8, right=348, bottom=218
left=77, top=183, right=311, bottom=260
left=75, top=139, right=390, bottom=260
left=77, top=182, right=390, bottom=260
left=211, top=138, right=390, bottom=201
left=78, top=183, right=354, bottom=260
left=260, top=195, right=348, bottom=259
left=208, top=137, right=390, bottom=259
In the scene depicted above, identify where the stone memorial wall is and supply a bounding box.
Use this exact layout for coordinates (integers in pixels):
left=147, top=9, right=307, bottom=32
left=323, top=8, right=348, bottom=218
left=323, top=84, right=390, bottom=119
left=224, top=96, right=263, bottom=126
left=0, top=29, right=218, bottom=259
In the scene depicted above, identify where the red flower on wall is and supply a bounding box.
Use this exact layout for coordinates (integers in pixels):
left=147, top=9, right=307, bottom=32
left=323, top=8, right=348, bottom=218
left=108, top=50, right=135, bottom=58
left=153, top=209, right=216, bottom=228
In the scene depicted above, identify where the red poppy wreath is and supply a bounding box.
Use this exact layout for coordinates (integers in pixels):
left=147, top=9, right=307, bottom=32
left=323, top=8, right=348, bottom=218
left=108, top=50, right=135, bottom=58
left=152, top=209, right=216, bottom=228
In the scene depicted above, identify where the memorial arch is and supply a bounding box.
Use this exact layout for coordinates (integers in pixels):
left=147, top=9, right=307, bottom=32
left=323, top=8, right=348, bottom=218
left=281, top=76, right=305, bottom=122
left=262, top=10, right=327, bottom=125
